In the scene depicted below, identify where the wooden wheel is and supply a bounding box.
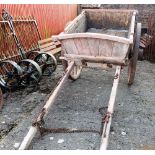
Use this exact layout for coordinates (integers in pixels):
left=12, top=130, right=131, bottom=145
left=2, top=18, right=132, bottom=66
left=61, top=50, right=82, bottom=80
left=62, top=59, right=82, bottom=80
left=0, top=87, right=3, bottom=110
left=128, top=23, right=141, bottom=85
left=69, top=64, right=82, bottom=80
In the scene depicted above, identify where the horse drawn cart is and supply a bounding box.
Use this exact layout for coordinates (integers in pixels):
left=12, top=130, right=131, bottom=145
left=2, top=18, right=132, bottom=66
left=19, top=9, right=141, bottom=150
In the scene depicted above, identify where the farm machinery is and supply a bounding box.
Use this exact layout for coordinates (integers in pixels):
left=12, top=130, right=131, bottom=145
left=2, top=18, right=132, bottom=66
left=0, top=9, right=57, bottom=90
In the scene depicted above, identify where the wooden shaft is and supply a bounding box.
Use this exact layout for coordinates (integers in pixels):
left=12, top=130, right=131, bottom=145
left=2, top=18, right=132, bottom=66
left=18, top=126, right=37, bottom=150
left=128, top=11, right=136, bottom=41
left=19, top=61, right=75, bottom=150
left=64, top=54, right=128, bottom=66
left=100, top=66, right=121, bottom=150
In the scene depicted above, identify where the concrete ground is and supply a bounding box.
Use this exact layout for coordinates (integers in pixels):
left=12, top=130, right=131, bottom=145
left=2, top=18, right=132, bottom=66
left=0, top=60, right=155, bottom=150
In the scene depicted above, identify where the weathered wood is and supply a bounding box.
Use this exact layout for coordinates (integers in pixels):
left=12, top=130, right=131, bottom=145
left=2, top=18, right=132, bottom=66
left=38, top=36, right=61, bottom=56
left=98, top=40, right=113, bottom=57
left=40, top=42, right=55, bottom=49
left=64, top=11, right=87, bottom=33
left=73, top=38, right=83, bottom=55
left=18, top=126, right=37, bottom=150
left=128, top=23, right=141, bottom=85
left=38, top=37, right=53, bottom=45
left=128, top=11, right=137, bottom=41
left=61, top=38, right=129, bottom=59
left=52, top=9, right=137, bottom=64
left=48, top=47, right=61, bottom=55
left=112, top=42, right=129, bottom=58
left=85, top=9, right=135, bottom=30
left=87, top=28, right=128, bottom=38
left=100, top=66, right=121, bottom=150
left=19, top=61, right=75, bottom=150
left=64, top=54, right=128, bottom=65
left=53, top=33, right=131, bottom=44
left=40, top=44, right=56, bottom=52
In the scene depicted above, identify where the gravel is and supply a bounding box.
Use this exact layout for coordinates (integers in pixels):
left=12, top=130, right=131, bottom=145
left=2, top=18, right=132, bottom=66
left=0, top=61, right=155, bottom=150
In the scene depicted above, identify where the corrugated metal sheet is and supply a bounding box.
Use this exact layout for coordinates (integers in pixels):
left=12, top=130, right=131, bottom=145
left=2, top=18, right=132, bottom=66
left=0, top=4, right=77, bottom=39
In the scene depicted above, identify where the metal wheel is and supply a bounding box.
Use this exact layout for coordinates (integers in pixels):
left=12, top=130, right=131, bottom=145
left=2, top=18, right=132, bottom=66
left=128, top=23, right=141, bottom=85
left=0, top=60, right=23, bottom=89
left=18, top=59, right=42, bottom=86
left=34, top=52, right=57, bottom=76
left=27, top=51, right=40, bottom=60
left=0, top=87, right=4, bottom=109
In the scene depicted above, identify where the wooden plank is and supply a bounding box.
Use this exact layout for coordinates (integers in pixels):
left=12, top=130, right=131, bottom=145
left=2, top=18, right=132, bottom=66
left=87, top=38, right=98, bottom=56
left=40, top=42, right=55, bottom=49
left=79, top=38, right=90, bottom=55
left=128, top=11, right=136, bottom=41
left=100, top=66, right=121, bottom=150
left=38, top=37, right=53, bottom=45
left=112, top=42, right=129, bottom=58
left=64, top=54, right=128, bottom=65
left=55, top=41, right=61, bottom=46
left=40, top=45, right=56, bottom=52
left=85, top=9, right=138, bottom=14
left=53, top=33, right=131, bottom=44
left=64, top=10, right=86, bottom=33
left=62, top=39, right=79, bottom=55
left=47, top=47, right=61, bottom=55
left=73, top=38, right=83, bottom=55
left=98, top=40, right=113, bottom=57
left=19, top=61, right=75, bottom=150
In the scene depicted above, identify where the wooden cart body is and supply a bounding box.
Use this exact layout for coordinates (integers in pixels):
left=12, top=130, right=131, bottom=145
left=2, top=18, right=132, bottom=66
left=53, top=9, right=137, bottom=66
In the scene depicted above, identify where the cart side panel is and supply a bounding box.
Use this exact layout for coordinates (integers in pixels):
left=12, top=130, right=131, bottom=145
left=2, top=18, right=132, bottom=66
left=64, top=12, right=87, bottom=34
left=62, top=38, right=129, bottom=59
left=85, top=9, right=133, bottom=30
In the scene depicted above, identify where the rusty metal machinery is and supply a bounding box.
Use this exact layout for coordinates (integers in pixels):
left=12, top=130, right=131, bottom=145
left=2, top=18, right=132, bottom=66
left=0, top=9, right=57, bottom=90
left=28, top=51, right=57, bottom=76
left=18, top=59, right=42, bottom=86
left=0, top=60, right=23, bottom=89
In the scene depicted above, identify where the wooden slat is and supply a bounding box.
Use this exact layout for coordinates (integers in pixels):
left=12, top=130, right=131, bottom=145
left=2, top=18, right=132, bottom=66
left=79, top=38, right=90, bottom=55
left=112, top=42, right=129, bottom=58
left=64, top=53, right=128, bottom=65
left=40, top=44, right=56, bottom=52
left=73, top=39, right=83, bottom=55
left=47, top=47, right=61, bottom=55
left=55, top=41, right=61, bottom=46
left=98, top=40, right=113, bottom=57
left=38, top=37, right=53, bottom=45
left=40, top=42, right=55, bottom=49
left=64, top=10, right=85, bottom=32
left=128, top=11, right=136, bottom=41
left=53, top=33, right=131, bottom=44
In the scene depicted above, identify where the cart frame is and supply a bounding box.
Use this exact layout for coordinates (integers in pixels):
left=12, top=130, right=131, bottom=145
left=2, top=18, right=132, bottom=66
left=19, top=9, right=141, bottom=150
